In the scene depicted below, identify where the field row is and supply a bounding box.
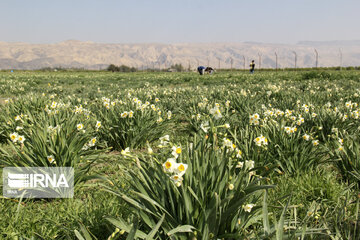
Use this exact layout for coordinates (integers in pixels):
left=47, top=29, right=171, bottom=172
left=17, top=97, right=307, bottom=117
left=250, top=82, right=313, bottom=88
left=1, top=70, right=360, bottom=239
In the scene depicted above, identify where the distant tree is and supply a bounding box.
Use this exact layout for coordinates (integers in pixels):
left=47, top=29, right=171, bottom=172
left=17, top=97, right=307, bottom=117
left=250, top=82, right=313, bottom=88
left=170, top=63, right=184, bottom=72
left=107, top=64, right=120, bottom=72
left=118, top=65, right=137, bottom=72
left=107, top=64, right=136, bottom=72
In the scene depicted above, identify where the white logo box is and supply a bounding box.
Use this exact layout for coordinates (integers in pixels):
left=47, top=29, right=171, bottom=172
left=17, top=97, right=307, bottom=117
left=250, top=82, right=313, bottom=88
left=3, top=167, right=74, bottom=198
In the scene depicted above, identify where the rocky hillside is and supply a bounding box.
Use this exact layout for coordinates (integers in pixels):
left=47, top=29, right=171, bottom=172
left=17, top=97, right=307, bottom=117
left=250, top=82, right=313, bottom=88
left=0, top=40, right=359, bottom=70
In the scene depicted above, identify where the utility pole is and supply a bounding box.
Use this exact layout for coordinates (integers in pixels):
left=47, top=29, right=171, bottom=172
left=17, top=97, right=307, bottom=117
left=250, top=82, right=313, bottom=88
left=275, top=52, right=278, bottom=71
left=292, top=51, right=297, bottom=69
left=217, top=57, right=220, bottom=70
left=258, top=53, right=262, bottom=70
left=339, top=48, right=343, bottom=70
left=315, top=49, right=318, bottom=68
left=188, top=60, right=191, bottom=71
left=243, top=56, right=246, bottom=70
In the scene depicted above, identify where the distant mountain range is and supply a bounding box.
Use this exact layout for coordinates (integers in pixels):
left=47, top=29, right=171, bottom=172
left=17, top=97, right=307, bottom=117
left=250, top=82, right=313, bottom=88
left=0, top=40, right=359, bottom=70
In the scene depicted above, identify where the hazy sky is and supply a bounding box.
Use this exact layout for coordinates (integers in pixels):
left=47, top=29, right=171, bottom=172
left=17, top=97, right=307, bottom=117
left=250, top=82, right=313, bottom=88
left=1, top=0, right=359, bottom=44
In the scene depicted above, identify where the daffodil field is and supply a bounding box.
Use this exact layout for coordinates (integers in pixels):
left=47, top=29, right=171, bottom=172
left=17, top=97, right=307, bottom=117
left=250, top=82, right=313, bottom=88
left=1, top=70, right=360, bottom=239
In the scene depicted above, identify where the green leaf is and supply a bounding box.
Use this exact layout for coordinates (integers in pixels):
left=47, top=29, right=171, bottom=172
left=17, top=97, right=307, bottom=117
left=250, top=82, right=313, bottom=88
left=79, top=223, right=94, bottom=240
left=146, top=214, right=165, bottom=240
left=106, top=217, right=147, bottom=239
left=167, top=225, right=195, bottom=236
left=74, top=230, right=86, bottom=240
left=126, top=220, right=138, bottom=240
left=276, top=196, right=291, bottom=240
left=263, top=190, right=270, bottom=237
left=133, top=191, right=174, bottom=219
left=74, top=222, right=94, bottom=240
left=187, top=186, right=203, bottom=210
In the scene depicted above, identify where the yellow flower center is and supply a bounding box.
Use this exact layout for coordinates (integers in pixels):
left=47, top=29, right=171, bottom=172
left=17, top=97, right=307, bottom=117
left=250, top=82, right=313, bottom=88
left=178, top=164, right=185, bottom=172
left=165, top=161, right=172, bottom=169
left=176, top=148, right=181, bottom=154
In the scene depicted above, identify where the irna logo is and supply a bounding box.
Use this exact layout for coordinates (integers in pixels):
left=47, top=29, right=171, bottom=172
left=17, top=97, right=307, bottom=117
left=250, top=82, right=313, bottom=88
left=7, top=173, right=69, bottom=188
left=3, top=167, right=74, bottom=198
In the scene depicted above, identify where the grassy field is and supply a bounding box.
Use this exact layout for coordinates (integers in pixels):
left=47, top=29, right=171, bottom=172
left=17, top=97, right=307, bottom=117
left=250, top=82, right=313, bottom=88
left=1, top=70, right=360, bottom=239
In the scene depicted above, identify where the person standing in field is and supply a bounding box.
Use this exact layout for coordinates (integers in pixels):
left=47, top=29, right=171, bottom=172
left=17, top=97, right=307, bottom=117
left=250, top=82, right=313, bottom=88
left=249, top=60, right=255, bottom=74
